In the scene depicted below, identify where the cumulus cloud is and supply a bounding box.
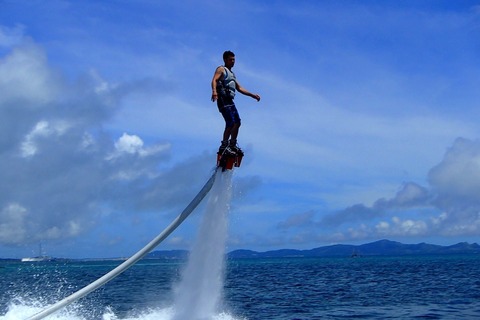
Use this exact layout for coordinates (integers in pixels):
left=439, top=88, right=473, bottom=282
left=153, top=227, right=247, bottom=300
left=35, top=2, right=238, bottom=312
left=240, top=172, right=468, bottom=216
left=111, top=132, right=169, bottom=159
left=0, top=41, right=58, bottom=107
left=20, top=120, right=71, bottom=157
left=320, top=182, right=431, bottom=227
left=375, top=217, right=428, bottom=237
left=317, top=137, right=480, bottom=242
left=427, top=138, right=480, bottom=235
left=0, top=203, right=28, bottom=244
left=429, top=138, right=480, bottom=204
left=0, top=33, right=207, bottom=247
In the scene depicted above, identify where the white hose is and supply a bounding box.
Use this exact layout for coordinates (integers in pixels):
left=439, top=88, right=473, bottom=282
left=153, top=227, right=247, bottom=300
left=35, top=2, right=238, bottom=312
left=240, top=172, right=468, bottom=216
left=25, top=169, right=217, bottom=320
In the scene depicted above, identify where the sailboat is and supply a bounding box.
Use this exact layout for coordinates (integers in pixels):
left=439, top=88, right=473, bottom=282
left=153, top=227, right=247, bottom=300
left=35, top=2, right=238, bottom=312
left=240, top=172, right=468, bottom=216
left=21, top=243, right=52, bottom=262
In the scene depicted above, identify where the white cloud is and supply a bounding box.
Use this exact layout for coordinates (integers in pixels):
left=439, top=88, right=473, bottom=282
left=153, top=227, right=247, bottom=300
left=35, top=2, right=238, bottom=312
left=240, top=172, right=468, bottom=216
left=315, top=138, right=480, bottom=243
left=114, top=133, right=144, bottom=154
left=0, top=203, right=28, bottom=244
left=429, top=138, right=480, bottom=202
left=391, top=217, right=428, bottom=236
left=20, top=120, right=71, bottom=157
left=0, top=37, right=208, bottom=249
left=441, top=216, right=480, bottom=236
left=112, top=132, right=169, bottom=158
left=0, top=42, right=59, bottom=106
left=375, top=221, right=390, bottom=235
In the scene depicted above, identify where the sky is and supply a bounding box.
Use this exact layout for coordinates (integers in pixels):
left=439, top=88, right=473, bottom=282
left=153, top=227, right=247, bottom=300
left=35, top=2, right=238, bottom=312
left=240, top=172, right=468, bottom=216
left=1, top=0, right=480, bottom=259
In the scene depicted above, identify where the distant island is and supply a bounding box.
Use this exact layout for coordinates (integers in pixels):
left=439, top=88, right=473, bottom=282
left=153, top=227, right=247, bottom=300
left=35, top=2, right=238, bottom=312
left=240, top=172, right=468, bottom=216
left=2, top=240, right=479, bottom=261
left=147, top=239, right=480, bottom=259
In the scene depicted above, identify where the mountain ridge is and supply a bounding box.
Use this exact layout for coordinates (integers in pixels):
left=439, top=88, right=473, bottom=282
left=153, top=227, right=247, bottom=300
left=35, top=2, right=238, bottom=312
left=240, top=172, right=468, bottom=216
left=145, top=239, right=480, bottom=259
left=227, top=239, right=480, bottom=258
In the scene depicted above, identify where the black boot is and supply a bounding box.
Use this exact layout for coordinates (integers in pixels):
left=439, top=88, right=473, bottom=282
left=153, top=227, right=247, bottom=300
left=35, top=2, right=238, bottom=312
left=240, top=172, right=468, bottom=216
left=229, top=140, right=243, bottom=156
left=219, top=141, right=236, bottom=156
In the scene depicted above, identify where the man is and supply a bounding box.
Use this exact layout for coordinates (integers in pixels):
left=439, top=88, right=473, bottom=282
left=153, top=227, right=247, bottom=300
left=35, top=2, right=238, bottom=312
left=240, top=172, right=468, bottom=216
left=211, top=50, right=261, bottom=156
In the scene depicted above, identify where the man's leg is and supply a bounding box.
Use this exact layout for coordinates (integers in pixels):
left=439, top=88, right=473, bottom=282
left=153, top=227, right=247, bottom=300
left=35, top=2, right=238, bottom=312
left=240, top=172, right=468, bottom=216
left=221, top=124, right=239, bottom=153
left=229, top=123, right=240, bottom=142
left=219, top=100, right=241, bottom=154
left=223, top=126, right=233, bottom=142
left=219, top=125, right=234, bottom=155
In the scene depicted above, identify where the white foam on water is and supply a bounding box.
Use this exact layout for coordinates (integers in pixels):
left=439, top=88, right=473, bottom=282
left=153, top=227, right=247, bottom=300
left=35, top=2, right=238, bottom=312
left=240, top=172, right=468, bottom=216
left=1, top=299, right=86, bottom=320
left=0, top=304, right=243, bottom=320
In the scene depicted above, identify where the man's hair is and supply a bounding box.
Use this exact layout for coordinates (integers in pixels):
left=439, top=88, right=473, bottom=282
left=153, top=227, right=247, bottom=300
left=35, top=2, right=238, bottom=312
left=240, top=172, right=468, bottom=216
left=223, top=50, right=235, bottom=61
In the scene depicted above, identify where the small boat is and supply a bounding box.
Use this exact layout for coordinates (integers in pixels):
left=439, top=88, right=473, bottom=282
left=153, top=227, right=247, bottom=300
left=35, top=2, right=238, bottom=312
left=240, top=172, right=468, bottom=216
left=350, top=249, right=360, bottom=258
left=21, top=256, right=51, bottom=262
left=21, top=244, right=52, bottom=262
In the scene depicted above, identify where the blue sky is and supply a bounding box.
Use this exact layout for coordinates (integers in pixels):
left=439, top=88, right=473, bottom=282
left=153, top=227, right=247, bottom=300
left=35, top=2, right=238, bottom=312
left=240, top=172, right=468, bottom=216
left=1, top=0, right=480, bottom=258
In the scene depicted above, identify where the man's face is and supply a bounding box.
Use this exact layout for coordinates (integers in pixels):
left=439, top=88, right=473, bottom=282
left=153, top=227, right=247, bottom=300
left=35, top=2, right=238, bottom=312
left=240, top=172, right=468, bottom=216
left=224, top=55, right=235, bottom=68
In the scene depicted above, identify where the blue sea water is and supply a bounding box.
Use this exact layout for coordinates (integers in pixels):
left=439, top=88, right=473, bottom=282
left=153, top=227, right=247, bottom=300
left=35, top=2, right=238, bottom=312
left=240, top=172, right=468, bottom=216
left=1, top=254, right=480, bottom=319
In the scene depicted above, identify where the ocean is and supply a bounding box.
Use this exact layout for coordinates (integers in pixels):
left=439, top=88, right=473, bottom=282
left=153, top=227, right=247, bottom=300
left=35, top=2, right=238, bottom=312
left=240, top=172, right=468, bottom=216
left=1, top=171, right=480, bottom=319
left=1, top=255, right=480, bottom=319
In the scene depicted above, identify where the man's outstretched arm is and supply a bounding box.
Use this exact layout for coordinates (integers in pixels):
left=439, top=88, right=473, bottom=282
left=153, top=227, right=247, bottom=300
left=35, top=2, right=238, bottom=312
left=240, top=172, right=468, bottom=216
left=236, top=81, right=261, bottom=101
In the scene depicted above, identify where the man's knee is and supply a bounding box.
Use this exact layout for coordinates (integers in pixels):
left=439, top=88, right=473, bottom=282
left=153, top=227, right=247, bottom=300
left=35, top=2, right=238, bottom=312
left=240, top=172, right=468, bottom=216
left=225, top=121, right=240, bottom=129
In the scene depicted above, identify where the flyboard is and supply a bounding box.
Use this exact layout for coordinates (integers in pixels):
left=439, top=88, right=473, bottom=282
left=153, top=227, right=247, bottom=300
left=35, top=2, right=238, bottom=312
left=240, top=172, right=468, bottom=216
left=216, top=147, right=244, bottom=171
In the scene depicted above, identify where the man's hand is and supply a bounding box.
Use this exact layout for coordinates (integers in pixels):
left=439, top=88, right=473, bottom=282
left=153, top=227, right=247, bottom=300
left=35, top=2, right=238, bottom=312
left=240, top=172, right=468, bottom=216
left=211, top=92, right=218, bottom=102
